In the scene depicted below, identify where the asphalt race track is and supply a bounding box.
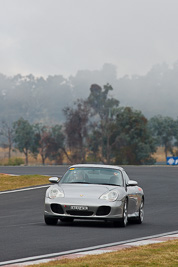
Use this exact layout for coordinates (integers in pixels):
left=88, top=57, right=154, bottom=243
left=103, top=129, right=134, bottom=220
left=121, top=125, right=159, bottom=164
left=0, top=166, right=178, bottom=264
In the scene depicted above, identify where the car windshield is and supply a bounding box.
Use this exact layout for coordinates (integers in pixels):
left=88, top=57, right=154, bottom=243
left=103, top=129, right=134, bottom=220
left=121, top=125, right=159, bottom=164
left=60, top=167, right=123, bottom=186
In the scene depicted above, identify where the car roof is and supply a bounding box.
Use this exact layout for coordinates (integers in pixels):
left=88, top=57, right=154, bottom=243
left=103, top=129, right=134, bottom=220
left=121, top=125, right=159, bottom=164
left=69, top=164, right=124, bottom=171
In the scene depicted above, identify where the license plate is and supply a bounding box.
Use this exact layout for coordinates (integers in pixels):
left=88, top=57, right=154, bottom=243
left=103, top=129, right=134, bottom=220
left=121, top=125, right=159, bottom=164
left=70, top=205, right=88, bottom=210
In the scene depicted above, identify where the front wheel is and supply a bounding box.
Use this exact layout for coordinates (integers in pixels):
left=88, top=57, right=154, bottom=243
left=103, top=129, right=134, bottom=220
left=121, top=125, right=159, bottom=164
left=114, top=199, right=128, bottom=227
left=135, top=199, right=144, bottom=224
left=44, top=216, right=58, bottom=225
left=119, top=199, right=128, bottom=227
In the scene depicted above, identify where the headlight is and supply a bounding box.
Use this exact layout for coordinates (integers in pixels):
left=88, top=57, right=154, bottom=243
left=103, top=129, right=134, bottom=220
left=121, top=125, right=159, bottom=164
left=48, top=187, right=64, bottom=199
left=100, top=190, right=119, bottom=202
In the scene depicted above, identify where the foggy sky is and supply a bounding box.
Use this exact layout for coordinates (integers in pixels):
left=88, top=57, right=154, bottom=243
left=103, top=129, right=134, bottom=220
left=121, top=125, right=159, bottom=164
left=1, top=0, right=178, bottom=79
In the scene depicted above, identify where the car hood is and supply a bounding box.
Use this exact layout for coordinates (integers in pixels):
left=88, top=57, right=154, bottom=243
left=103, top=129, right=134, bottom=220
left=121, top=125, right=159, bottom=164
left=58, top=183, right=115, bottom=199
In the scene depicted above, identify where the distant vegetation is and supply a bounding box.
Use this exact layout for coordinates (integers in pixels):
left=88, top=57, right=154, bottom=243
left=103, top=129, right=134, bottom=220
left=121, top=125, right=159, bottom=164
left=1, top=63, right=178, bottom=165
left=1, top=62, right=178, bottom=125
left=1, top=82, right=178, bottom=166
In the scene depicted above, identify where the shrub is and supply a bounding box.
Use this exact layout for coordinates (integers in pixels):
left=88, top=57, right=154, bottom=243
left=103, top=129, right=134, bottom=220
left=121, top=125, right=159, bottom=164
left=5, top=158, right=25, bottom=166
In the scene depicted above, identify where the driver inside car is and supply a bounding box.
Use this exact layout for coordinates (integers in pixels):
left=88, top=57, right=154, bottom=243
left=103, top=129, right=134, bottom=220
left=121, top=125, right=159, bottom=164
left=70, top=170, right=85, bottom=182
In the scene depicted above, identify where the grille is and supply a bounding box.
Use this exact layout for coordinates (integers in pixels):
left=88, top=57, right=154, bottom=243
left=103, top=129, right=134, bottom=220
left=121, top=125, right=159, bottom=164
left=96, top=206, right=111, bottom=216
left=66, top=210, right=94, bottom=216
left=51, top=204, right=64, bottom=214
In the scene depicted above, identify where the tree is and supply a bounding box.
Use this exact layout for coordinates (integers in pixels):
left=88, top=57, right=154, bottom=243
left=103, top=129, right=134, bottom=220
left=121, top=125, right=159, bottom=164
left=13, top=118, right=37, bottom=165
left=48, top=124, right=67, bottom=164
left=33, top=124, right=52, bottom=165
left=0, top=121, right=14, bottom=159
left=87, top=128, right=101, bottom=162
left=33, top=123, right=67, bottom=165
left=148, top=115, right=176, bottom=160
left=63, top=99, right=90, bottom=163
left=112, top=107, right=156, bottom=165
left=87, top=84, right=119, bottom=163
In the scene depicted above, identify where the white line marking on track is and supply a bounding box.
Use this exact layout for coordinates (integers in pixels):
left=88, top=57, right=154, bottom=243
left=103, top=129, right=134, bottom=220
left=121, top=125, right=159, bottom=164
left=0, top=185, right=49, bottom=195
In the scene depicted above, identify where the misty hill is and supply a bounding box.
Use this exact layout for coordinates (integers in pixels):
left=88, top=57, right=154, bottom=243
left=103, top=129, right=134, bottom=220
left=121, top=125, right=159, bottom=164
left=0, top=62, right=178, bottom=125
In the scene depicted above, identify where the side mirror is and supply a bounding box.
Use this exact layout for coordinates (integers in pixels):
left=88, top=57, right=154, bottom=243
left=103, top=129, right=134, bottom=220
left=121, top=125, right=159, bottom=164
left=49, top=177, right=59, bottom=183
left=127, top=180, right=138, bottom=186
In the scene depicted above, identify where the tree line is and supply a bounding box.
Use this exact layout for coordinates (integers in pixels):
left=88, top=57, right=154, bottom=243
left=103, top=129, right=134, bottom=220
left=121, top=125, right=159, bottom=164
left=1, top=83, right=178, bottom=165
left=1, top=62, right=178, bottom=126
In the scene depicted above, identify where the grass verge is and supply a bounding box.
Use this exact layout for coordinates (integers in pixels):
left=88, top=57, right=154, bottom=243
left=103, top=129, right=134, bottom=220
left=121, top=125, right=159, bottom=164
left=25, top=239, right=178, bottom=267
left=0, top=174, right=50, bottom=191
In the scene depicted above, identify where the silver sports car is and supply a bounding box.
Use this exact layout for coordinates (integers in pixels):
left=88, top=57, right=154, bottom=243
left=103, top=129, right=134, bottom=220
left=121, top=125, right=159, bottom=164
left=44, top=164, right=144, bottom=227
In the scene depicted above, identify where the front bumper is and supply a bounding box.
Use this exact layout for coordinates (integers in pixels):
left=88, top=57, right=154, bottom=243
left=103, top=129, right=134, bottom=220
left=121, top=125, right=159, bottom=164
left=44, top=197, right=124, bottom=221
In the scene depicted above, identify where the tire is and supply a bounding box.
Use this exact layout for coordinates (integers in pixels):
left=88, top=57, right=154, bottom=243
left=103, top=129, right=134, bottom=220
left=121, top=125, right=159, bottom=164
left=44, top=216, right=58, bottom=225
left=119, top=199, right=128, bottom=227
left=114, top=199, right=128, bottom=227
left=135, top=199, right=144, bottom=224
left=113, top=199, right=128, bottom=227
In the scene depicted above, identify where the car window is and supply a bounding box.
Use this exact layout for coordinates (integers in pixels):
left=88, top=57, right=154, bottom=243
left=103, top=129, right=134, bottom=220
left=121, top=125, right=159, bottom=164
left=60, top=167, right=123, bottom=186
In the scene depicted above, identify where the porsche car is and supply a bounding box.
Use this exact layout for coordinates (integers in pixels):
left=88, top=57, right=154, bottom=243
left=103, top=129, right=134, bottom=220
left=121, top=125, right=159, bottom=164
left=44, top=164, right=144, bottom=227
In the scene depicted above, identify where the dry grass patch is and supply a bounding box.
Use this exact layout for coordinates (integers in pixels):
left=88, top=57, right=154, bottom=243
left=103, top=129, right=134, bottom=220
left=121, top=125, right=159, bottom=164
left=152, top=146, right=166, bottom=162
left=27, top=239, right=178, bottom=267
left=0, top=174, right=50, bottom=191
